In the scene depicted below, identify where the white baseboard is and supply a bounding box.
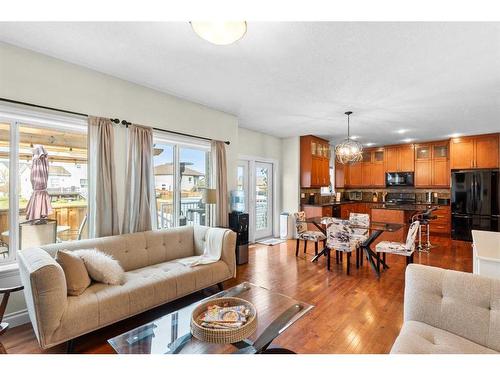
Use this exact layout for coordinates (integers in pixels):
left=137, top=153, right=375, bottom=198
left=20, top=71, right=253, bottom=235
left=3, top=308, right=30, bottom=328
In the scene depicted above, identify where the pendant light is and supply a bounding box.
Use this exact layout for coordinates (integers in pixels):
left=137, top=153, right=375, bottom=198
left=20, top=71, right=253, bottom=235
left=191, top=22, right=247, bottom=45
left=335, top=111, right=364, bottom=164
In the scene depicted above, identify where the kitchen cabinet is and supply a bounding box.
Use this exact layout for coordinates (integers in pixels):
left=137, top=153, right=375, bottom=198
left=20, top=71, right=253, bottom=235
left=334, top=161, right=345, bottom=189
left=301, top=135, right=331, bottom=187
left=344, top=148, right=385, bottom=188
left=429, top=206, right=451, bottom=235
left=415, top=141, right=450, bottom=187
left=384, top=144, right=415, bottom=172
left=450, top=134, right=499, bottom=170
left=346, top=162, right=362, bottom=187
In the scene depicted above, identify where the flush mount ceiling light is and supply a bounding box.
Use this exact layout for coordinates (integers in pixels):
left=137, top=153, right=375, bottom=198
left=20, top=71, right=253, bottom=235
left=335, top=111, right=364, bottom=165
left=190, top=21, right=247, bottom=45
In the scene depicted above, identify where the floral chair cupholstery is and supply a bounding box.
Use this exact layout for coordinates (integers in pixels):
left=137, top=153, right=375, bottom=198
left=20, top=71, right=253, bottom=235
left=375, top=221, right=420, bottom=266
left=326, top=218, right=359, bottom=275
left=293, top=211, right=326, bottom=257
left=349, top=213, right=370, bottom=267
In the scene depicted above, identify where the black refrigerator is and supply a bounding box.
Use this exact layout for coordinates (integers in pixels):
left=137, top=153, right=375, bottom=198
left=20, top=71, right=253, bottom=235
left=451, top=169, right=500, bottom=241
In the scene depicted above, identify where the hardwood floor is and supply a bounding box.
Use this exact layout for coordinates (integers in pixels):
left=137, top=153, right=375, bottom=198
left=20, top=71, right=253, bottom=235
left=1, top=236, right=472, bottom=354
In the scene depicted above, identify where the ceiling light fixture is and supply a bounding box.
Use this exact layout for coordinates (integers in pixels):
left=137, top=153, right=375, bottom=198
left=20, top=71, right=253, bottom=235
left=402, top=138, right=414, bottom=143
left=191, top=22, right=247, bottom=45
left=335, top=111, right=364, bottom=165
left=396, top=129, right=408, bottom=134
left=365, top=142, right=375, bottom=147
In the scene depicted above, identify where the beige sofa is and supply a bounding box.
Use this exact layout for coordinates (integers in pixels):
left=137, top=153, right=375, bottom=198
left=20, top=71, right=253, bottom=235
left=391, top=264, right=500, bottom=354
left=17, top=225, right=236, bottom=349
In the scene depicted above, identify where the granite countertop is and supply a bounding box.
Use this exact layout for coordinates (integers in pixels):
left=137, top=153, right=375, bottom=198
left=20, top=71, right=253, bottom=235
left=371, top=204, right=441, bottom=211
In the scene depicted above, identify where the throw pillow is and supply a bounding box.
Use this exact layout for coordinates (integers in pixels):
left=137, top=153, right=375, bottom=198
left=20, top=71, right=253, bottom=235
left=55, top=250, right=92, bottom=296
left=74, top=249, right=124, bottom=285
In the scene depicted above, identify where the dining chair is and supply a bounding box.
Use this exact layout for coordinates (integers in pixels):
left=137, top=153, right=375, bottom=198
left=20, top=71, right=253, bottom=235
left=375, top=220, right=420, bottom=266
left=293, top=212, right=326, bottom=257
left=349, top=213, right=370, bottom=267
left=326, top=218, right=358, bottom=275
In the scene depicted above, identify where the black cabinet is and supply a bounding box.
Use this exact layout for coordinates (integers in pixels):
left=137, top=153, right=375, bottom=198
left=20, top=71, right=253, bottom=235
left=228, top=212, right=249, bottom=265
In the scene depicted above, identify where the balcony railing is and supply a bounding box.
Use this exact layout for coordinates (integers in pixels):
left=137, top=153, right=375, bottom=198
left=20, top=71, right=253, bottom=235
left=158, top=199, right=206, bottom=228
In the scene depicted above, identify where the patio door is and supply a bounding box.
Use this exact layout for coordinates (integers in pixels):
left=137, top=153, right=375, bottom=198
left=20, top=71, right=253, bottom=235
left=254, top=161, right=273, bottom=240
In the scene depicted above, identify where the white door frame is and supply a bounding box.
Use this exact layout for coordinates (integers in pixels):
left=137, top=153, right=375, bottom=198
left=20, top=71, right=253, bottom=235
left=238, top=155, right=280, bottom=243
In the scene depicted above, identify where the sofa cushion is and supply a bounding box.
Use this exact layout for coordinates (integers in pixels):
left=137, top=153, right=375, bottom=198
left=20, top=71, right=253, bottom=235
left=391, top=320, right=498, bottom=354
left=74, top=249, right=124, bottom=285
left=55, top=250, right=91, bottom=296
left=40, top=226, right=197, bottom=272
left=50, top=258, right=232, bottom=344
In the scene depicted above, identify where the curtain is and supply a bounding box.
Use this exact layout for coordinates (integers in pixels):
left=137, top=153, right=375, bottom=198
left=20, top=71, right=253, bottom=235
left=88, top=116, right=120, bottom=237
left=211, top=140, right=228, bottom=227
left=122, top=124, right=154, bottom=234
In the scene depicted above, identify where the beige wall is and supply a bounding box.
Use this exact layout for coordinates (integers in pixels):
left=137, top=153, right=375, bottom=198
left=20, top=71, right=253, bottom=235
left=0, top=42, right=239, bottom=319
left=237, top=127, right=282, bottom=161
left=281, top=136, right=300, bottom=213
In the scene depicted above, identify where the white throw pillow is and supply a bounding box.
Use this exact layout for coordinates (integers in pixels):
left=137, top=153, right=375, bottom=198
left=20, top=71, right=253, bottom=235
left=74, top=249, right=124, bottom=285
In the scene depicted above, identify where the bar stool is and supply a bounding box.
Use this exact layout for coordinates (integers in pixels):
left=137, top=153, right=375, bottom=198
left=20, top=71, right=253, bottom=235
left=412, top=207, right=438, bottom=253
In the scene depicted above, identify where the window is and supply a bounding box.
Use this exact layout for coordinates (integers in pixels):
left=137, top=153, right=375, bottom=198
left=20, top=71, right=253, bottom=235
left=153, top=133, right=211, bottom=229
left=0, top=109, right=87, bottom=263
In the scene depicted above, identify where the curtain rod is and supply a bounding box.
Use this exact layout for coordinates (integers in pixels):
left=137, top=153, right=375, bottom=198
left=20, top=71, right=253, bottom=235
left=0, top=97, right=231, bottom=145
left=118, top=119, right=230, bottom=145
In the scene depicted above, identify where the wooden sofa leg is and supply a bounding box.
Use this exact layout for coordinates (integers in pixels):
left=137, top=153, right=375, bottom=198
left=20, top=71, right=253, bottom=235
left=295, top=239, right=300, bottom=257
left=346, top=253, right=351, bottom=275
left=67, top=339, right=75, bottom=354
left=303, top=240, right=307, bottom=254
left=217, top=282, right=224, bottom=292
left=314, top=241, right=318, bottom=256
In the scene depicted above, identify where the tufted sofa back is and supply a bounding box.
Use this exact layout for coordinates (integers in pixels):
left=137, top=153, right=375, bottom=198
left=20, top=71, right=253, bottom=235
left=404, top=264, right=500, bottom=352
left=39, top=226, right=209, bottom=272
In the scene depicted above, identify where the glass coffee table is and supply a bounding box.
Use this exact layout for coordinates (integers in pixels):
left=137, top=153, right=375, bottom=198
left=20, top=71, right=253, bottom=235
left=108, top=282, right=313, bottom=354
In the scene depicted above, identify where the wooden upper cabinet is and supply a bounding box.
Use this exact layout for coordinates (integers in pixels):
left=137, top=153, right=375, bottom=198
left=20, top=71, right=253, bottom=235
left=301, top=135, right=331, bottom=187
left=450, top=137, right=475, bottom=169
left=385, top=145, right=414, bottom=172
left=335, top=161, right=344, bottom=189
left=399, top=145, right=415, bottom=171
left=450, top=134, right=499, bottom=169
left=415, top=141, right=450, bottom=187
left=475, top=135, right=499, bottom=169
left=343, top=147, right=385, bottom=188
left=385, top=147, right=399, bottom=172
left=415, top=159, right=432, bottom=187
left=347, top=163, right=362, bottom=186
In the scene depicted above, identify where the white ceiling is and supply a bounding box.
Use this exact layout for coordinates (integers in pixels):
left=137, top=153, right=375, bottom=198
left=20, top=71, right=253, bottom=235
left=0, top=22, right=499, bottom=146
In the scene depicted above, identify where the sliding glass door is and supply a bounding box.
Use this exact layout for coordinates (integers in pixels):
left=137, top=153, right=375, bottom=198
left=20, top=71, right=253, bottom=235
left=0, top=113, right=88, bottom=264
left=153, top=134, right=211, bottom=229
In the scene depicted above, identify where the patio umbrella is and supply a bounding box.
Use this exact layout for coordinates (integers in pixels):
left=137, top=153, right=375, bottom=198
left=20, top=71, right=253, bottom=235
left=25, top=145, right=53, bottom=220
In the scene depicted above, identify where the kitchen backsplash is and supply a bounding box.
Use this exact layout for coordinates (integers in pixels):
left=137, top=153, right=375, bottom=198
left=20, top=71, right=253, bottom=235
left=300, top=187, right=451, bottom=205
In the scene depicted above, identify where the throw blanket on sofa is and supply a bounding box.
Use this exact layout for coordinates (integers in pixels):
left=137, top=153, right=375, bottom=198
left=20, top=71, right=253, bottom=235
left=177, top=228, right=224, bottom=267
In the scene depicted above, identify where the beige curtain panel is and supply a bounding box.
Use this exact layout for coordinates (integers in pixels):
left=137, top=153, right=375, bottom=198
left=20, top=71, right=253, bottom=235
left=211, top=140, right=228, bottom=227
left=88, top=116, right=120, bottom=237
left=122, top=124, right=154, bottom=234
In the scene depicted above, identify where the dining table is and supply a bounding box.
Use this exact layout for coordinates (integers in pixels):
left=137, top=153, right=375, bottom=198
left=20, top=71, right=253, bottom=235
left=299, top=216, right=404, bottom=278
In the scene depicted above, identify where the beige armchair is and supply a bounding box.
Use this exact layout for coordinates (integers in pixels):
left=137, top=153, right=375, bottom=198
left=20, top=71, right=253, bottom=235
left=391, top=264, right=500, bottom=354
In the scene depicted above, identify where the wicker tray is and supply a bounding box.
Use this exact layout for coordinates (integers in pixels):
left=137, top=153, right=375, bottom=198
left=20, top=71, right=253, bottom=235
left=191, top=297, right=257, bottom=344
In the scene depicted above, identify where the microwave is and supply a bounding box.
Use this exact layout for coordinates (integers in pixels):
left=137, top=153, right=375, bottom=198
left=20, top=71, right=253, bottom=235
left=385, top=172, right=414, bottom=187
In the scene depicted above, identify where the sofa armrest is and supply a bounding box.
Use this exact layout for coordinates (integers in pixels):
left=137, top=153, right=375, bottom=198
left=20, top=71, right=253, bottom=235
left=17, top=247, right=67, bottom=348
left=220, top=229, right=237, bottom=278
